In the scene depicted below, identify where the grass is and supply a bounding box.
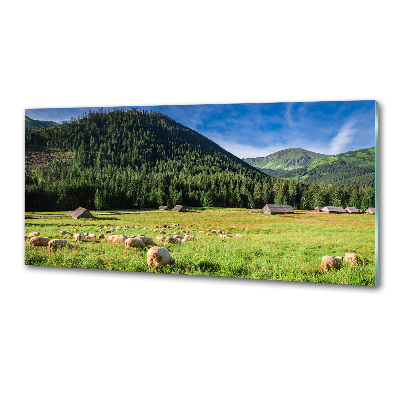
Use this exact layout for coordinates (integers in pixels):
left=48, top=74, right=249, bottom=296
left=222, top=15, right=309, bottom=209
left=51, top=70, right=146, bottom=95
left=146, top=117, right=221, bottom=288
left=24, top=209, right=376, bottom=285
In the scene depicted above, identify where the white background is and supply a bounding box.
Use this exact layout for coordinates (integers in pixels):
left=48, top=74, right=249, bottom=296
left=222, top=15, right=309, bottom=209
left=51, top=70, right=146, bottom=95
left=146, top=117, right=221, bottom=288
left=1, top=1, right=399, bottom=399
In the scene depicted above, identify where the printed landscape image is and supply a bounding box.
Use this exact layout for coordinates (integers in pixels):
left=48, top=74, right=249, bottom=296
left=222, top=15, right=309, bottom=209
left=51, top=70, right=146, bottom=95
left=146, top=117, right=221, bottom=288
left=25, top=101, right=377, bottom=285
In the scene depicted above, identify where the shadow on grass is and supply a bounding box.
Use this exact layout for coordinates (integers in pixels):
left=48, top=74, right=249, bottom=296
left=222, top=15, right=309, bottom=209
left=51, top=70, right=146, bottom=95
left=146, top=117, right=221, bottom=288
left=25, top=217, right=121, bottom=225
left=172, top=261, right=222, bottom=275
left=88, top=217, right=120, bottom=221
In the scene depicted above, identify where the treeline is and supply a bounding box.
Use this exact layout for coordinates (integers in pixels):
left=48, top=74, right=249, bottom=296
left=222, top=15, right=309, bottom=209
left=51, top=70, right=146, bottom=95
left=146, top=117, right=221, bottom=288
left=25, top=109, right=375, bottom=211
left=280, top=163, right=375, bottom=187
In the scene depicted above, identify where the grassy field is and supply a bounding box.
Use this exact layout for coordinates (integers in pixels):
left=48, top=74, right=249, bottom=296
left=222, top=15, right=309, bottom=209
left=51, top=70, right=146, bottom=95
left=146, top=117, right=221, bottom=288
left=24, top=209, right=376, bottom=285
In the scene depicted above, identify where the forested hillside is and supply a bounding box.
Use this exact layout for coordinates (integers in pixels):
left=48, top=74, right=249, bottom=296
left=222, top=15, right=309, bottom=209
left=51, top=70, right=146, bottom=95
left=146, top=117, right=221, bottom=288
left=276, top=147, right=375, bottom=187
left=25, top=109, right=375, bottom=211
left=244, top=147, right=375, bottom=187
left=25, top=116, right=57, bottom=129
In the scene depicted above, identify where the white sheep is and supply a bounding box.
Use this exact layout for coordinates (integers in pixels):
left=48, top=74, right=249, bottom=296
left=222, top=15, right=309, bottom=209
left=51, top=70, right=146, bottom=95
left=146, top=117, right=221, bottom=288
left=48, top=239, right=75, bottom=252
left=344, top=253, right=358, bottom=266
left=73, top=233, right=84, bottom=242
left=60, top=230, right=73, bottom=236
left=320, top=256, right=343, bottom=273
left=28, top=232, right=40, bottom=238
left=29, top=236, right=50, bottom=248
left=136, top=235, right=156, bottom=246
left=86, top=234, right=96, bottom=240
left=320, top=256, right=334, bottom=273
left=107, top=234, right=127, bottom=244
left=182, top=235, right=196, bottom=243
left=125, top=237, right=146, bottom=250
left=165, top=236, right=181, bottom=244
left=236, top=234, right=244, bottom=238
left=147, top=246, right=175, bottom=273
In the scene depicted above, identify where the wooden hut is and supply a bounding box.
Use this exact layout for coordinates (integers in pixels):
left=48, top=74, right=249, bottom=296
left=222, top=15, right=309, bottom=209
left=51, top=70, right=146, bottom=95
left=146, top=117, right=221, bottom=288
left=321, top=206, right=346, bottom=214
left=262, top=204, right=294, bottom=215
left=315, top=206, right=323, bottom=212
left=159, top=205, right=169, bottom=211
left=171, top=205, right=187, bottom=212
left=71, top=207, right=95, bottom=219
left=345, top=207, right=361, bottom=214
left=365, top=207, right=375, bottom=214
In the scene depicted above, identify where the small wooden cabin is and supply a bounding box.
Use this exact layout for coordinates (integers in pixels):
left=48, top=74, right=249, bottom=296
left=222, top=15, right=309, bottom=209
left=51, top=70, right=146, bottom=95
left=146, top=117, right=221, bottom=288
left=159, top=205, right=169, bottom=211
left=262, top=204, right=294, bottom=215
left=71, top=207, right=95, bottom=219
left=172, top=205, right=187, bottom=212
left=365, top=207, right=375, bottom=214
left=345, top=207, right=362, bottom=214
left=321, top=206, right=346, bottom=214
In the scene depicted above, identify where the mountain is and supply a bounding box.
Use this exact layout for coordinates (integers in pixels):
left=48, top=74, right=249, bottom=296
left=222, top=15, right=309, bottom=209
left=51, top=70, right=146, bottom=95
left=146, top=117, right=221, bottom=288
left=244, top=148, right=329, bottom=172
left=244, top=147, right=375, bottom=187
left=25, top=109, right=275, bottom=211
left=24, top=110, right=375, bottom=212
left=285, top=147, right=375, bottom=187
left=25, top=116, right=57, bottom=129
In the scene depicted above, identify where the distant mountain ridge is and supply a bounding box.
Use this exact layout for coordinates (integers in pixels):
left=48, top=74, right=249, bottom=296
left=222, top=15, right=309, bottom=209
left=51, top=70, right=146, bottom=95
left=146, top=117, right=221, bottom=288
left=244, top=148, right=328, bottom=171
left=243, top=147, right=375, bottom=187
left=25, top=116, right=57, bottom=129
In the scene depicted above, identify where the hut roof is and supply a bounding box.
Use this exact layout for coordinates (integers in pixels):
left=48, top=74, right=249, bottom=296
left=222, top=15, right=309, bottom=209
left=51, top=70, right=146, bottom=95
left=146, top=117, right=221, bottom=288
left=365, top=207, right=375, bottom=214
left=321, top=206, right=346, bottom=213
left=262, top=204, right=294, bottom=214
left=71, top=207, right=95, bottom=219
left=345, top=207, right=360, bottom=213
left=171, top=205, right=187, bottom=212
left=159, top=205, right=169, bottom=211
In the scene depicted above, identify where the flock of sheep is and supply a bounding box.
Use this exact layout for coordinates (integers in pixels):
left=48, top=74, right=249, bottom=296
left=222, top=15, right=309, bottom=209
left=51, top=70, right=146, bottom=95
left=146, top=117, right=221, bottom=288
left=26, top=222, right=360, bottom=274
left=25, top=223, right=244, bottom=273
left=320, top=253, right=358, bottom=273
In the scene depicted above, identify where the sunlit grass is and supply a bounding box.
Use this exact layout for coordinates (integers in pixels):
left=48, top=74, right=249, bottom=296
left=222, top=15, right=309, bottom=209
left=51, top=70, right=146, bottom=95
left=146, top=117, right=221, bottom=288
left=25, top=209, right=375, bottom=285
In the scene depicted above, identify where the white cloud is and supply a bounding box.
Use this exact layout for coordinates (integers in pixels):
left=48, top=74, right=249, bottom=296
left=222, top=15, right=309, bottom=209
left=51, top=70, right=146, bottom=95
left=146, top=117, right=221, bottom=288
left=330, top=118, right=357, bottom=154
left=213, top=134, right=345, bottom=159
left=213, top=137, right=283, bottom=159
left=285, top=103, right=295, bottom=127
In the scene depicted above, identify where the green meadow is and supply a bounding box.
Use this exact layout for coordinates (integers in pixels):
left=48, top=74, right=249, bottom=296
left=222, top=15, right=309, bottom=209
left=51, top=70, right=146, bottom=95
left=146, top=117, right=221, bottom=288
left=25, top=209, right=376, bottom=285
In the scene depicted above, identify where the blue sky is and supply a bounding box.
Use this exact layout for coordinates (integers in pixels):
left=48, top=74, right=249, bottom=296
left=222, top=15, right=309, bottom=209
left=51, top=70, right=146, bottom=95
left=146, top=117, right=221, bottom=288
left=26, top=100, right=376, bottom=158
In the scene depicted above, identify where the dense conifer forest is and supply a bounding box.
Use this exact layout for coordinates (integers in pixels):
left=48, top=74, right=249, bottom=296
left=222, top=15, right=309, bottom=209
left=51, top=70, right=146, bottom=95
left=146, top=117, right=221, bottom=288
left=25, top=109, right=375, bottom=211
